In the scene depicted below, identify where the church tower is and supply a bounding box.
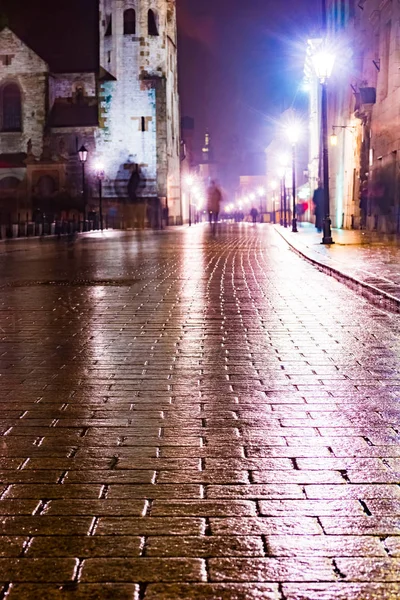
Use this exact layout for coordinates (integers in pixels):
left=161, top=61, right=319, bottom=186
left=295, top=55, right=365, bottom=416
left=97, top=0, right=181, bottom=222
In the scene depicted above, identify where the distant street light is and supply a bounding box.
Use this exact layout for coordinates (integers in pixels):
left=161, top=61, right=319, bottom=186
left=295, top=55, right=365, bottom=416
left=78, top=145, right=88, bottom=224
left=95, top=162, right=105, bottom=232
left=312, top=43, right=336, bottom=244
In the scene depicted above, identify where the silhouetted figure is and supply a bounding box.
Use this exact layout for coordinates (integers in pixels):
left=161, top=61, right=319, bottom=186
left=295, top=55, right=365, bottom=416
left=250, top=207, right=259, bottom=224
left=207, top=181, right=222, bottom=235
left=312, top=186, right=324, bottom=232
left=128, top=165, right=146, bottom=229
left=359, top=181, right=368, bottom=229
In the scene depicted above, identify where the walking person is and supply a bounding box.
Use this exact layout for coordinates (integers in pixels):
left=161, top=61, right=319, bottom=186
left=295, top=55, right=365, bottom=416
left=312, top=185, right=324, bottom=233
left=250, top=207, right=259, bottom=224
left=207, top=181, right=222, bottom=235
left=128, top=165, right=146, bottom=229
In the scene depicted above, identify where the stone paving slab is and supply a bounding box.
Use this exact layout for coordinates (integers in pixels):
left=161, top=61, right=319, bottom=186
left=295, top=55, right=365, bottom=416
left=0, top=226, right=400, bottom=597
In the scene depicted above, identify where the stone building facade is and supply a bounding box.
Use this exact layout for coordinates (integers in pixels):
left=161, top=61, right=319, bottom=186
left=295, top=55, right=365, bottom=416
left=306, top=0, right=400, bottom=233
left=0, top=0, right=181, bottom=225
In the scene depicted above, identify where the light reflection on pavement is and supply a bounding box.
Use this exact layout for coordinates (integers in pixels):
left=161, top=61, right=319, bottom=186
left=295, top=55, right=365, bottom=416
left=0, top=225, right=399, bottom=598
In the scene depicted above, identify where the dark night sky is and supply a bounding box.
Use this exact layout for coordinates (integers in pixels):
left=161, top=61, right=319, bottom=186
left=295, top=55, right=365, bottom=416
left=3, top=0, right=322, bottom=185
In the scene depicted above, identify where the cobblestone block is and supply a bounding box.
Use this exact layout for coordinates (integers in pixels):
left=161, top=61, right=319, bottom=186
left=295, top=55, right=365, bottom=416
left=80, top=558, right=206, bottom=583
left=145, top=535, right=264, bottom=558
left=6, top=584, right=139, bottom=599
left=145, top=583, right=280, bottom=599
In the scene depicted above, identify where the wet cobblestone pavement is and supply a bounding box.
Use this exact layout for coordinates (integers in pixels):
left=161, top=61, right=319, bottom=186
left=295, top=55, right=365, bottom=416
left=277, top=224, right=400, bottom=306
left=1, top=225, right=400, bottom=598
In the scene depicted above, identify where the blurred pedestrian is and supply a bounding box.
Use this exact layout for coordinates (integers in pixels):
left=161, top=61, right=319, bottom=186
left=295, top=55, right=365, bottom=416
left=359, top=180, right=368, bottom=229
left=312, top=185, right=324, bottom=232
left=250, top=207, right=259, bottom=224
left=207, top=181, right=222, bottom=234
left=128, top=165, right=146, bottom=229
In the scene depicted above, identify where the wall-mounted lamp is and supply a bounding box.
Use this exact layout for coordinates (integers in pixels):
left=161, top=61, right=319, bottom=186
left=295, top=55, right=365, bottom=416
left=330, top=125, right=357, bottom=146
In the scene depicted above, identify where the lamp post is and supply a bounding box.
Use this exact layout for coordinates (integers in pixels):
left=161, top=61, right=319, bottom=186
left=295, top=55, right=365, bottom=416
left=257, top=187, right=266, bottom=221
left=95, top=162, right=105, bottom=232
left=286, top=125, right=301, bottom=233
left=279, top=155, right=290, bottom=228
left=186, top=175, right=194, bottom=226
left=78, top=145, right=88, bottom=228
left=312, top=44, right=336, bottom=244
left=278, top=169, right=285, bottom=226
left=269, top=181, right=277, bottom=223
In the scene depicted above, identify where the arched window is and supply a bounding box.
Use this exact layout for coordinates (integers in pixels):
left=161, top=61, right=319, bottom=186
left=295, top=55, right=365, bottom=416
left=148, top=10, right=159, bottom=36
left=124, top=9, right=136, bottom=35
left=1, top=83, right=22, bottom=132
left=105, top=14, right=112, bottom=36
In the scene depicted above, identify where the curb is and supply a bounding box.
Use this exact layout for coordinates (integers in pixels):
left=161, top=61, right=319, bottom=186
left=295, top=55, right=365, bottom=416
left=275, top=227, right=400, bottom=314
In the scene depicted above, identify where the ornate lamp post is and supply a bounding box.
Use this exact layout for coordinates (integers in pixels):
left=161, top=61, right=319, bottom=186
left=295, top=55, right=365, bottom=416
left=78, top=145, right=88, bottom=226
left=312, top=44, right=336, bottom=244
left=95, top=162, right=105, bottom=232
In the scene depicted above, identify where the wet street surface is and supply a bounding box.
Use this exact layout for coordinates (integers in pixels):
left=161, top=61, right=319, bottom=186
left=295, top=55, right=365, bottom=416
left=277, top=224, right=400, bottom=305
left=1, top=224, right=400, bottom=599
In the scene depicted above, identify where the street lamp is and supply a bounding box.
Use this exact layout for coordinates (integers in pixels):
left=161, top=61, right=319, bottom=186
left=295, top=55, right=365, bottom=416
left=279, top=155, right=290, bottom=228
left=78, top=145, right=88, bottom=226
left=312, top=43, right=336, bottom=244
left=270, top=181, right=278, bottom=223
left=257, top=187, right=266, bottom=217
left=286, top=123, right=301, bottom=233
left=185, top=175, right=194, bottom=226
left=95, top=162, right=105, bottom=232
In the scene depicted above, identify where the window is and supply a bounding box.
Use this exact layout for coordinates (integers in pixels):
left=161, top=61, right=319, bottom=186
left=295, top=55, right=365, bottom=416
left=124, top=9, right=136, bottom=35
left=0, top=176, right=20, bottom=190
left=141, top=116, right=146, bottom=132
left=1, top=83, right=22, bottom=132
left=148, top=10, right=159, bottom=36
left=105, top=15, right=112, bottom=36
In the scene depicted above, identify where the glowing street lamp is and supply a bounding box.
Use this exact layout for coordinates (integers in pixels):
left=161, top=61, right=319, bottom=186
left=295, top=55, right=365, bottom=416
left=78, top=145, right=88, bottom=225
left=312, top=42, right=336, bottom=244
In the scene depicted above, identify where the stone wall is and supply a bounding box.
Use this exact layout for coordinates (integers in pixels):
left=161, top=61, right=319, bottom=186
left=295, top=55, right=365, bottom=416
left=0, top=28, right=48, bottom=157
left=49, top=73, right=97, bottom=109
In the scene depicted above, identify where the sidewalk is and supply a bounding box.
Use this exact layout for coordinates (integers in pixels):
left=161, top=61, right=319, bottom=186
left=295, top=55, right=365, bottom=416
left=275, top=222, right=400, bottom=312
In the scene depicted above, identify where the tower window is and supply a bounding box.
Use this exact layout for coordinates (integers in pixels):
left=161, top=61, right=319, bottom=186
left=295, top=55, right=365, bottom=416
left=1, top=82, right=22, bottom=132
left=148, top=10, right=159, bottom=36
left=105, top=15, right=112, bottom=36
left=141, top=117, right=146, bottom=132
left=124, top=9, right=136, bottom=35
